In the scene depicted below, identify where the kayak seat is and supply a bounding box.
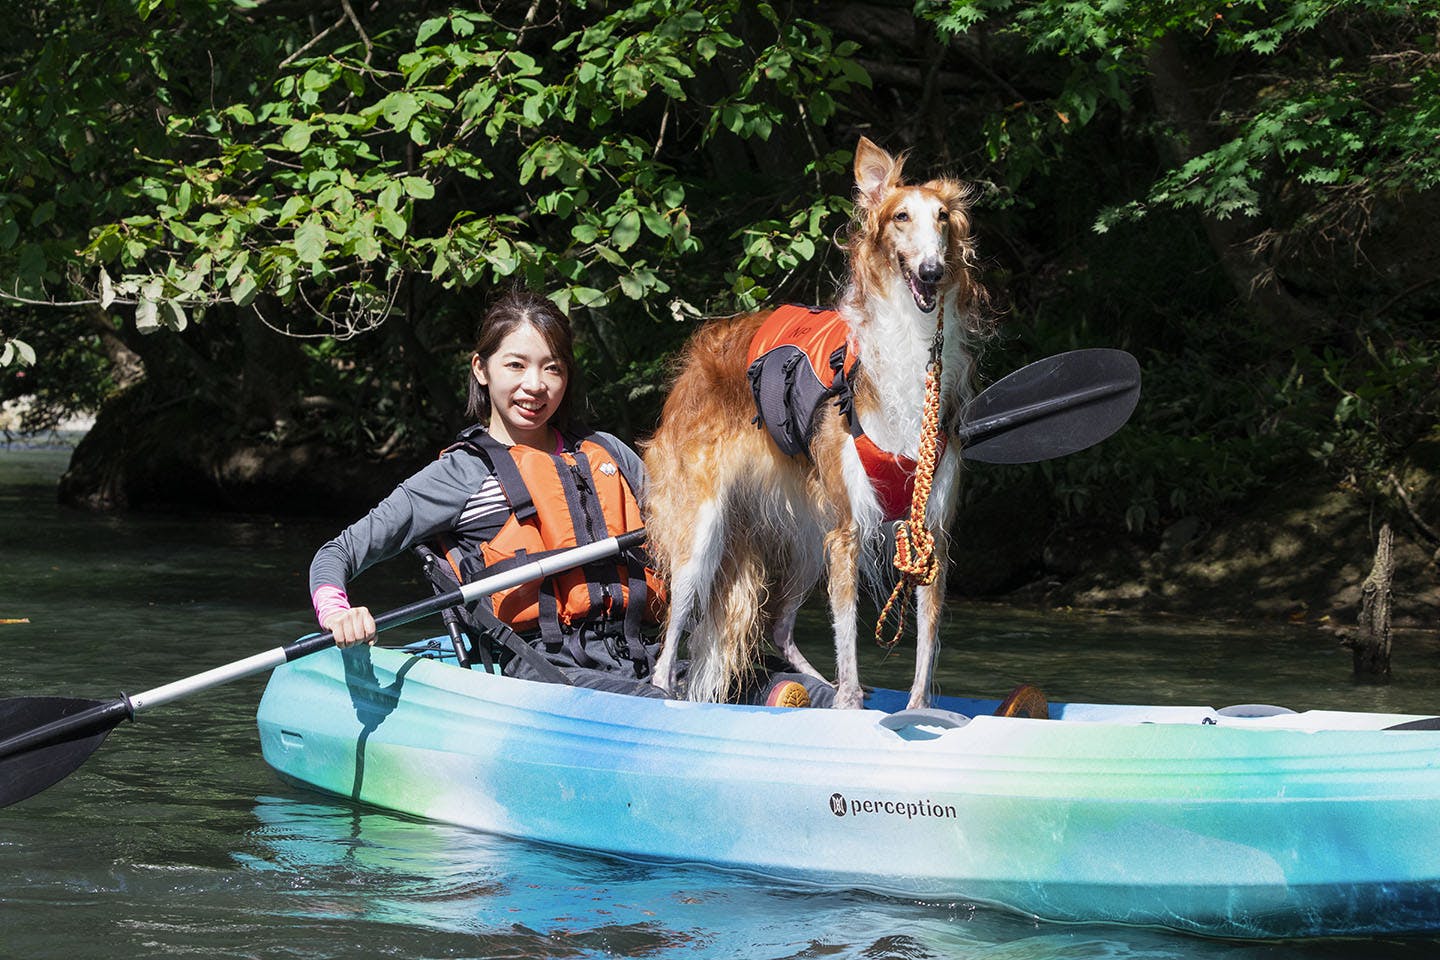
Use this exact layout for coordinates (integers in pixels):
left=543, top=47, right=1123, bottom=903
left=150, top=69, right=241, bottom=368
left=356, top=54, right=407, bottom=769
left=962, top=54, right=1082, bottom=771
left=412, top=542, right=510, bottom=673
left=411, top=543, right=672, bottom=696
left=995, top=683, right=1049, bottom=719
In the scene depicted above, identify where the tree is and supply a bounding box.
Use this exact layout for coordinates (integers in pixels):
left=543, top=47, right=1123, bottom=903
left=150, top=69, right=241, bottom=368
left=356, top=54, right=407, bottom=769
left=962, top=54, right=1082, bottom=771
left=920, top=0, right=1440, bottom=531
left=2, top=0, right=869, bottom=506
left=930, top=0, right=1440, bottom=329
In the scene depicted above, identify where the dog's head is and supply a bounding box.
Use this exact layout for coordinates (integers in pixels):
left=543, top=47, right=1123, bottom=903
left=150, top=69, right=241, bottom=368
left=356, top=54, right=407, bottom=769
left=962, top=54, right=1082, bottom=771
left=850, top=137, right=973, bottom=315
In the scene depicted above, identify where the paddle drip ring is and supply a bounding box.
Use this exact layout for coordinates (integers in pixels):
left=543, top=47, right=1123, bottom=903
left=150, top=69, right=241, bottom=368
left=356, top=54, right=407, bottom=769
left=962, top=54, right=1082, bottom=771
left=875, top=312, right=947, bottom=650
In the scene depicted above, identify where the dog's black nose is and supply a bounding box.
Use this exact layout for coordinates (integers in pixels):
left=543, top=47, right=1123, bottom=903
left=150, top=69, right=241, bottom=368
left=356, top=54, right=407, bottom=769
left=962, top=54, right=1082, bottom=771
left=918, top=260, right=943, bottom=285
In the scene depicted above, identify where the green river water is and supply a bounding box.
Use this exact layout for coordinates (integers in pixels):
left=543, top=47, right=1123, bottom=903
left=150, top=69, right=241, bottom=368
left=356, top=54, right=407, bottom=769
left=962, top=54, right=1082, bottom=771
left=2, top=441, right=1438, bottom=958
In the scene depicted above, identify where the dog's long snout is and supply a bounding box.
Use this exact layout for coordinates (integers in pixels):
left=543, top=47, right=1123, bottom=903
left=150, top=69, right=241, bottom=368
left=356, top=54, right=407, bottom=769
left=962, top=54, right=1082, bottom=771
left=917, top=258, right=943, bottom=285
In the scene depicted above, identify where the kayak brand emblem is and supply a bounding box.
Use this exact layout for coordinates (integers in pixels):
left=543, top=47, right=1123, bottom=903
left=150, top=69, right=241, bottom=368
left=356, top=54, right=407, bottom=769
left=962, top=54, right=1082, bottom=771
left=828, top=791, right=958, bottom=821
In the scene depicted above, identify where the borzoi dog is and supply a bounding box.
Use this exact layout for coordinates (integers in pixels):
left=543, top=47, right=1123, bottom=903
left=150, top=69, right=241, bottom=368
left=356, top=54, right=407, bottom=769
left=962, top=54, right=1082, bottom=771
left=644, top=137, right=989, bottom=709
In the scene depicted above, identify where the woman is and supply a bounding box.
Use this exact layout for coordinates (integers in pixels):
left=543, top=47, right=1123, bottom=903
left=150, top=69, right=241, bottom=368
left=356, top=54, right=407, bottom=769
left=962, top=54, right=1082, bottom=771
left=309, top=289, right=664, bottom=692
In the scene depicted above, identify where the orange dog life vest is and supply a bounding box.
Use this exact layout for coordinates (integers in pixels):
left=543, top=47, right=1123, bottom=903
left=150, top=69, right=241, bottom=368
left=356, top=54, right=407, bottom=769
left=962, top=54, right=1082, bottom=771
left=747, top=304, right=940, bottom=522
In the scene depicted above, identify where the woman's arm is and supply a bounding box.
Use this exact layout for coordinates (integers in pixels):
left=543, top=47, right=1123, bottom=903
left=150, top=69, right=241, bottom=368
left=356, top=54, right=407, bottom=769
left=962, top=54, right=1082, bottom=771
left=307, top=449, right=495, bottom=643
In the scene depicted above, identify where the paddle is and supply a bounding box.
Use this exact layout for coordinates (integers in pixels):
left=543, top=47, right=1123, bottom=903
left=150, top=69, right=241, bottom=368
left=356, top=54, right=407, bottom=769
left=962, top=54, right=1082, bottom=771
left=958, top=347, right=1140, bottom=464
left=0, top=528, right=647, bottom=809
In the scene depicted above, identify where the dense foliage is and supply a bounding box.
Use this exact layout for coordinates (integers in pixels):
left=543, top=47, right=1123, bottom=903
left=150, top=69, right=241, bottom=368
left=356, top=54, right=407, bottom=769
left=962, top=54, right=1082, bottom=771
left=3, top=0, right=863, bottom=447
left=3, top=0, right=1438, bottom=543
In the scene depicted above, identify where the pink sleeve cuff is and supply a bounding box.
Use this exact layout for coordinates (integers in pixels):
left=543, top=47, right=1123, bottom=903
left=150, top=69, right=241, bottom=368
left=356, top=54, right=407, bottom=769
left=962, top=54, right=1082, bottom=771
left=312, top=584, right=350, bottom=626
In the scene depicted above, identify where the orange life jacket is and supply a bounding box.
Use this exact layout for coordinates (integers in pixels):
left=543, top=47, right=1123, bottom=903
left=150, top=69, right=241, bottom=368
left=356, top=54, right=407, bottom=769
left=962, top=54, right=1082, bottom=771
left=439, top=427, right=665, bottom=668
left=747, top=304, right=942, bottom=522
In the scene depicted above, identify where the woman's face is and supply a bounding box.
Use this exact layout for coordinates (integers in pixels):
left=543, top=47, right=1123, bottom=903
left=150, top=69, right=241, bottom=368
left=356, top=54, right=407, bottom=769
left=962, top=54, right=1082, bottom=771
left=472, top=321, right=568, bottom=448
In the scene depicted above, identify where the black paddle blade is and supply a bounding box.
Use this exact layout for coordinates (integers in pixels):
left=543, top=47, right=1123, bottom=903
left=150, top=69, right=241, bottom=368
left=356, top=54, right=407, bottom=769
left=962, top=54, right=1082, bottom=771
left=958, top=348, right=1141, bottom=464
left=0, top=696, right=130, bottom=808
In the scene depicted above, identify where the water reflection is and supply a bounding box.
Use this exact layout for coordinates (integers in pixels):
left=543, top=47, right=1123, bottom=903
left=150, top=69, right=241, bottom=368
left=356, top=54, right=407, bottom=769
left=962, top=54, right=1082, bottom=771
left=236, top=790, right=1440, bottom=959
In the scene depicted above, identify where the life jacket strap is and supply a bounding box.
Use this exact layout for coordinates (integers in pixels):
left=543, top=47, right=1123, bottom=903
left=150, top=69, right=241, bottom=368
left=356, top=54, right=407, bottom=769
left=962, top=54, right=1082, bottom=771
left=412, top=541, right=571, bottom=684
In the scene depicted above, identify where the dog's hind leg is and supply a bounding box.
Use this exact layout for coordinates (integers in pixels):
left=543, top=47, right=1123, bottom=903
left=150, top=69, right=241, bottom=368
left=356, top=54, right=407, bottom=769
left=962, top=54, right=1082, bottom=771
left=825, top=523, right=865, bottom=709
left=766, top=540, right=825, bottom=680
left=686, top=544, right=766, bottom=703
left=769, top=595, right=825, bottom=681
left=651, top=500, right=725, bottom=695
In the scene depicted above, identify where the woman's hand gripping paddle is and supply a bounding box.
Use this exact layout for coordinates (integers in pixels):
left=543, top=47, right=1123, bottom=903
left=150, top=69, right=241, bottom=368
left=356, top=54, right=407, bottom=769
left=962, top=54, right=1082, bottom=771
left=958, top=348, right=1141, bottom=463
left=0, top=529, right=648, bottom=808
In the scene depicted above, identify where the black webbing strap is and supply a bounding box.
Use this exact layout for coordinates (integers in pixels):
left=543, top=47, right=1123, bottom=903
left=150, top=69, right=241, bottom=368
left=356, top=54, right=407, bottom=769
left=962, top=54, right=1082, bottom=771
left=466, top=430, right=537, bottom=523
left=413, top=542, right=570, bottom=685
left=559, top=449, right=608, bottom=617
left=587, top=432, right=656, bottom=672
left=467, top=594, right=571, bottom=686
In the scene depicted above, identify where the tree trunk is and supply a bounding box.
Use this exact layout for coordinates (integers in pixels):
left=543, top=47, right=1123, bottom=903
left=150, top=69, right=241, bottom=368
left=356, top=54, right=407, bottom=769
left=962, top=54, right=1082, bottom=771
left=1349, top=523, right=1395, bottom=680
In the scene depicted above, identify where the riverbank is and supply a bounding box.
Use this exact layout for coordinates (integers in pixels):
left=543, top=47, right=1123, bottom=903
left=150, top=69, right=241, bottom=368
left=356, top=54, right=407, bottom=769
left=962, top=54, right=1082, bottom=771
left=956, top=455, right=1440, bottom=633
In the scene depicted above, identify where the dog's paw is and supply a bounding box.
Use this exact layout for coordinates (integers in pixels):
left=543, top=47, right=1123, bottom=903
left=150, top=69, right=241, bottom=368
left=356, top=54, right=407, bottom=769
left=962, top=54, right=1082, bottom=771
left=905, top=693, right=931, bottom=711
left=833, top=683, right=866, bottom=710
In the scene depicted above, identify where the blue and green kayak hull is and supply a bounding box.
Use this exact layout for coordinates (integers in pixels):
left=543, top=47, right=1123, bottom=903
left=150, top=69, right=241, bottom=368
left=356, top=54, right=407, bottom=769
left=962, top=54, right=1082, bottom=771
left=256, top=645, right=1440, bottom=938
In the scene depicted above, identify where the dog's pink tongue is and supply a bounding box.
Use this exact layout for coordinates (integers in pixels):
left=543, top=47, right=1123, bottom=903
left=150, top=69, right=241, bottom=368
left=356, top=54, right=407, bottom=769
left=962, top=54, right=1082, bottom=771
left=909, top=273, right=938, bottom=312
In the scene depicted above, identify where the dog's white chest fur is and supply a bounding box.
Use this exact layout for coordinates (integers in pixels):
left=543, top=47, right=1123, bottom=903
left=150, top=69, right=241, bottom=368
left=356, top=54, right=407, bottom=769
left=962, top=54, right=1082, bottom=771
left=847, top=282, right=969, bottom=457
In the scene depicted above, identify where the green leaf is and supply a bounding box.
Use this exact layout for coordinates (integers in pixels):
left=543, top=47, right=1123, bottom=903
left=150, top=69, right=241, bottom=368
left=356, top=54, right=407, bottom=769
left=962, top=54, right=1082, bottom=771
left=378, top=182, right=402, bottom=212
left=377, top=206, right=407, bottom=240
left=570, top=286, right=608, bottom=308
left=163, top=300, right=188, bottom=332
left=135, top=291, right=161, bottom=334
left=416, top=16, right=447, bottom=44
left=402, top=176, right=435, bottom=200
left=3, top=338, right=35, bottom=366
left=295, top=216, right=327, bottom=263
left=278, top=195, right=306, bottom=225
left=381, top=92, right=422, bottom=131
left=282, top=122, right=314, bottom=152
left=612, top=210, right=641, bottom=251
left=230, top=273, right=258, bottom=307
left=640, top=208, right=670, bottom=238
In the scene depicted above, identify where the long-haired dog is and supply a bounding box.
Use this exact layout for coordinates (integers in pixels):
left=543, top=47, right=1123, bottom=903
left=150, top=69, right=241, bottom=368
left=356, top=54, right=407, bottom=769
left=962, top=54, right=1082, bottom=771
left=643, top=138, right=990, bottom=709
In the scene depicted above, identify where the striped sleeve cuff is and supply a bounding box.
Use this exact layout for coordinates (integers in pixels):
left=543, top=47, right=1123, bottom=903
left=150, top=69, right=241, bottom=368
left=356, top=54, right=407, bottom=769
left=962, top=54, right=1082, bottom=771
left=312, top=584, right=350, bottom=627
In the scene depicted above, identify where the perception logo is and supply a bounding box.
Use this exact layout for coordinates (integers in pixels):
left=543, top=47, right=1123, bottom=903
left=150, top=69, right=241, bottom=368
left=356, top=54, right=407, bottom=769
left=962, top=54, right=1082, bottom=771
left=828, top=792, right=957, bottom=820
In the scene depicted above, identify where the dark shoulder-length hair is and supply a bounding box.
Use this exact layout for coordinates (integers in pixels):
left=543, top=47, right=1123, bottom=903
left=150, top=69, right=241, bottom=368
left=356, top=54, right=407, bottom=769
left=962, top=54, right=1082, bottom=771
left=466, top=289, right=586, bottom=430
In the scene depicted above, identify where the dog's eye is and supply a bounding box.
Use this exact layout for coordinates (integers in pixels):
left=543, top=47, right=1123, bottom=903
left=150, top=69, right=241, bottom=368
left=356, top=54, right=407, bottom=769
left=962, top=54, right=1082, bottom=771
left=938, top=209, right=949, bottom=222
left=893, top=211, right=909, bottom=222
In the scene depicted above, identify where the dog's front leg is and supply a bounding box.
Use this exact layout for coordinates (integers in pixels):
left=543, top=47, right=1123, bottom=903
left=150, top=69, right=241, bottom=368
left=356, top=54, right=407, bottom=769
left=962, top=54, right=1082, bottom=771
left=825, top=524, right=865, bottom=709
left=908, top=528, right=952, bottom=709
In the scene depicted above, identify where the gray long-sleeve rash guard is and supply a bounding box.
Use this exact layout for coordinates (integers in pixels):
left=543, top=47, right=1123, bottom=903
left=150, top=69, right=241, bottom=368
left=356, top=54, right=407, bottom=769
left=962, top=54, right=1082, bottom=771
left=308, top=430, right=647, bottom=603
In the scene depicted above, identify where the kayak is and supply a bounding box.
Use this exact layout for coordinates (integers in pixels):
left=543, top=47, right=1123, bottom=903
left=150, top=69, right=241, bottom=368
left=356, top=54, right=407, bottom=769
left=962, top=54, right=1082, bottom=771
left=255, top=642, right=1440, bottom=939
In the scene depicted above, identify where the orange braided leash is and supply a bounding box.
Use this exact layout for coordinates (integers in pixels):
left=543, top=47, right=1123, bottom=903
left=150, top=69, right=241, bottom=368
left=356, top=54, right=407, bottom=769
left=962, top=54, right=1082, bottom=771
left=875, top=322, right=947, bottom=649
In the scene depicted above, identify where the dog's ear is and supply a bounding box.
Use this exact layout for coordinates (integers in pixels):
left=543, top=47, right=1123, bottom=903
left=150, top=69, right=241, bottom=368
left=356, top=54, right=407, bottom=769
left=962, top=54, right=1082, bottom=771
left=854, top=137, right=903, bottom=208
